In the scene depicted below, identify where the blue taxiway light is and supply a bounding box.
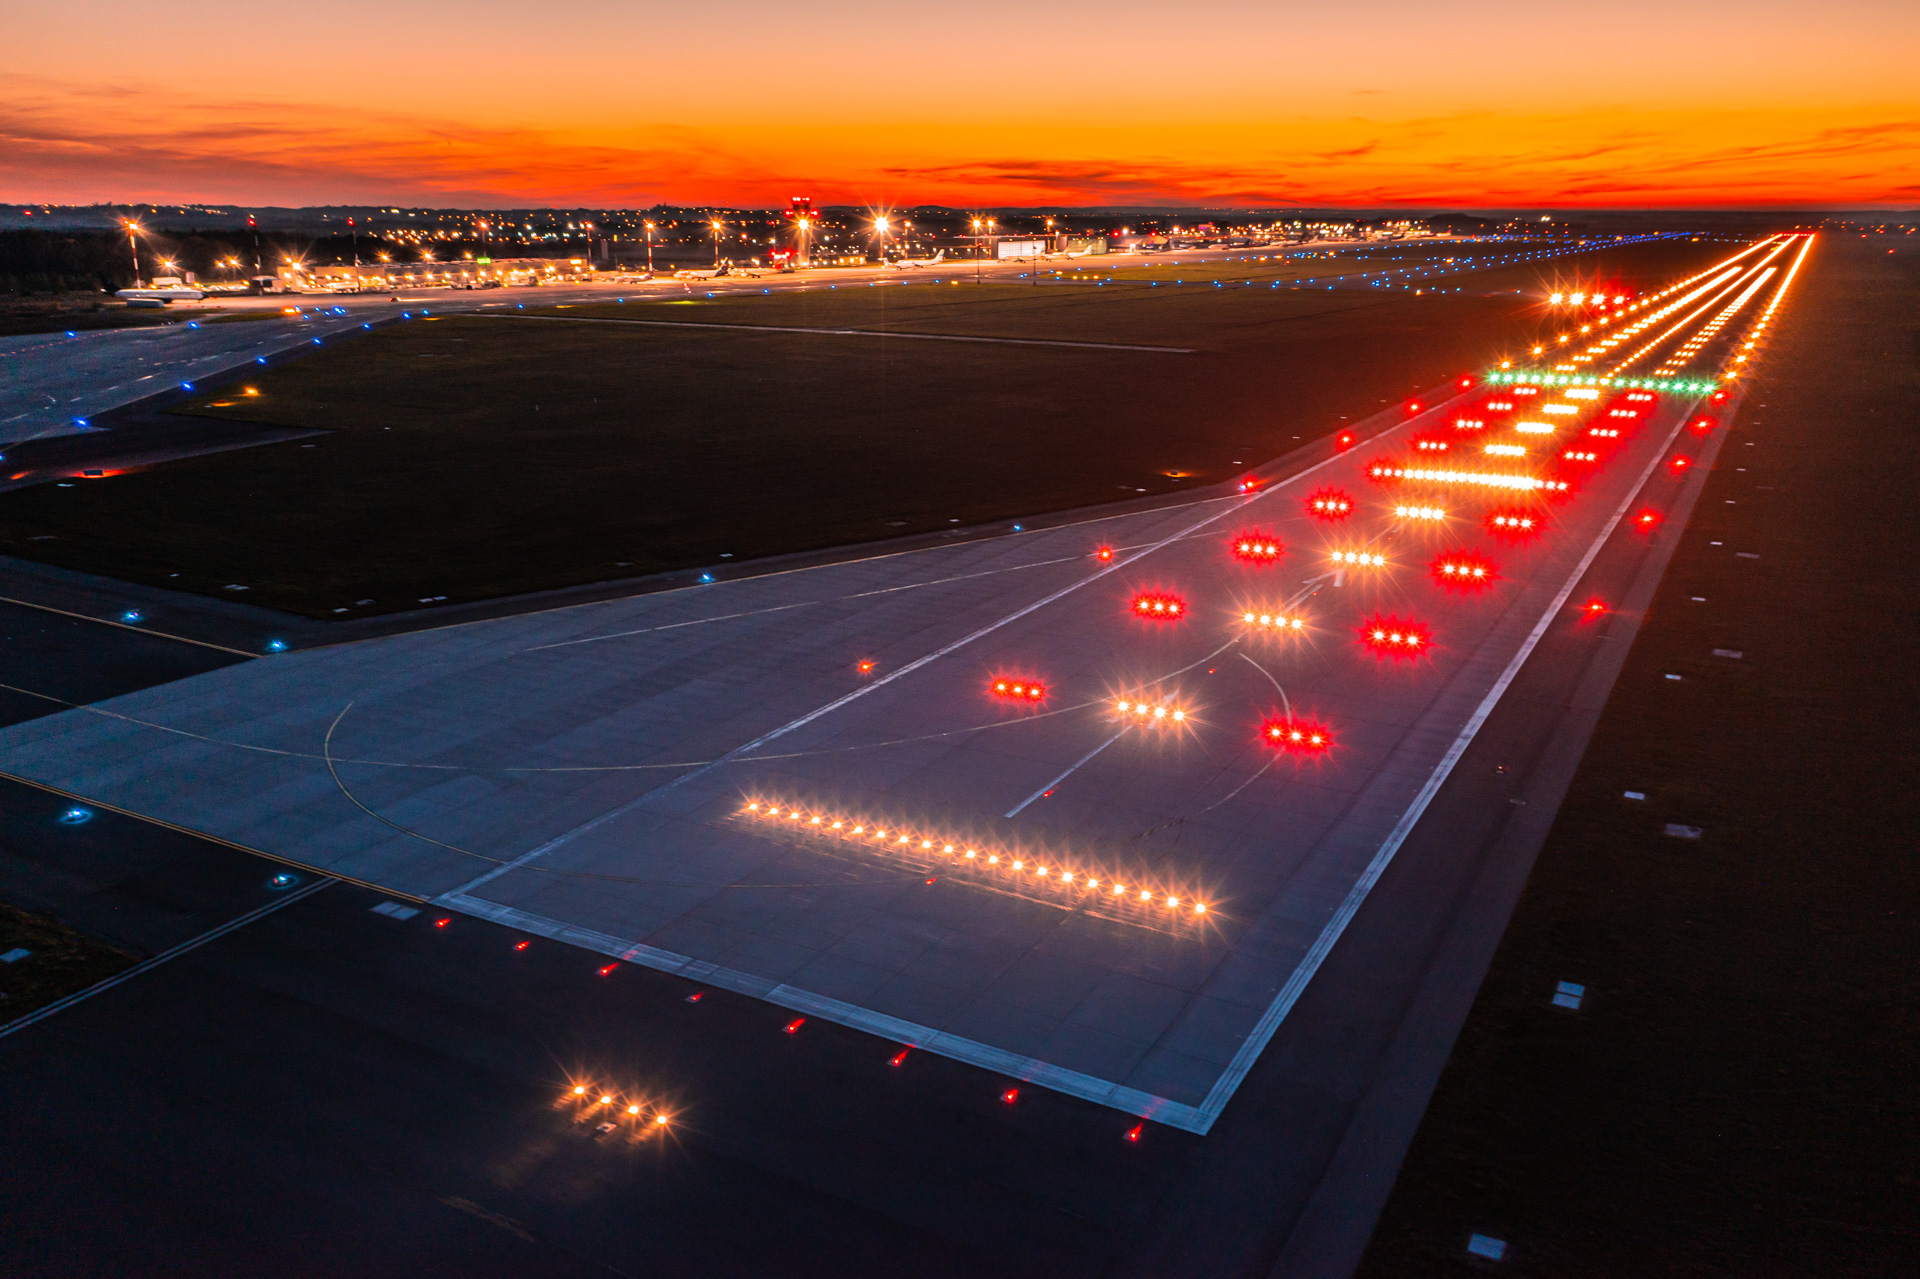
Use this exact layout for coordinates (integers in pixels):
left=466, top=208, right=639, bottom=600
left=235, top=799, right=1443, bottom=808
left=58, top=807, right=93, bottom=825
left=121, top=610, right=143, bottom=623
left=265, top=639, right=287, bottom=652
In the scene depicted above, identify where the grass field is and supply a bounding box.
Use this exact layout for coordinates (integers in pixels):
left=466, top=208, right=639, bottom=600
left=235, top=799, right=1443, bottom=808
left=0, top=900, right=138, bottom=1021
left=0, top=238, right=1738, bottom=617
left=1356, top=234, right=1918, bottom=1274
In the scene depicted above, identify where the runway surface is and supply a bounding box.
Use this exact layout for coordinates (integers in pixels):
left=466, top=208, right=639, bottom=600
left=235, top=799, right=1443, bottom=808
left=0, top=226, right=1793, bottom=1131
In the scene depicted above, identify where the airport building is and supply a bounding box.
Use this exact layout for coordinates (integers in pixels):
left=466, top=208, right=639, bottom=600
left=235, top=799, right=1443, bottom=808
left=285, top=256, right=596, bottom=292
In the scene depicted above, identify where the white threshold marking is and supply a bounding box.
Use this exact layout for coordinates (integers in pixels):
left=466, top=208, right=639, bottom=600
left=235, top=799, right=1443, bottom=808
left=0, top=879, right=330, bottom=1041
left=1190, top=390, right=1706, bottom=1130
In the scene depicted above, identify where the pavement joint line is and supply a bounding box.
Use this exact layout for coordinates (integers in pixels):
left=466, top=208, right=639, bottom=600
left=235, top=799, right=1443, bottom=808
left=1191, top=388, right=1709, bottom=1130
left=0, top=594, right=259, bottom=658
left=1006, top=726, right=1130, bottom=817
left=483, top=311, right=1198, bottom=353
left=433, top=439, right=1392, bottom=902
left=0, top=878, right=331, bottom=1042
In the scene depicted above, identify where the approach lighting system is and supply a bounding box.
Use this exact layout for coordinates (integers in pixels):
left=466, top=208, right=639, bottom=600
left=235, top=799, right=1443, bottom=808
left=1330, top=549, right=1388, bottom=568
left=1241, top=610, right=1307, bottom=631
left=1564, top=450, right=1599, bottom=462
left=1360, top=614, right=1432, bottom=657
left=1115, top=698, right=1188, bottom=724
left=1394, top=504, right=1447, bottom=521
left=1308, top=488, right=1354, bottom=519
left=1132, top=592, right=1187, bottom=620
left=1414, top=438, right=1450, bottom=452
left=1263, top=718, right=1332, bottom=753
left=1432, top=551, right=1496, bottom=587
left=990, top=677, right=1046, bottom=702
left=1486, top=509, right=1540, bottom=537
left=1232, top=532, right=1283, bottom=563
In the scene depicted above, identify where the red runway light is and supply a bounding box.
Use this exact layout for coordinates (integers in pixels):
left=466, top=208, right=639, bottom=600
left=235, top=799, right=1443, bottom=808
left=514, top=940, right=530, bottom=951
left=1095, top=544, right=1114, bottom=561
left=990, top=677, right=1047, bottom=702
left=1360, top=614, right=1433, bottom=658
left=1125, top=1123, right=1144, bottom=1143
left=890, top=1048, right=911, bottom=1067
left=1231, top=531, right=1283, bottom=563
left=1336, top=432, right=1355, bottom=451
left=784, top=1017, right=806, bottom=1034
left=1238, top=477, right=1261, bottom=492
left=856, top=660, right=875, bottom=674
left=1635, top=509, right=1661, bottom=530
left=1001, top=1088, right=1020, bottom=1105
left=1132, top=592, right=1187, bottom=620
left=1308, top=488, right=1354, bottom=519
left=1585, top=598, right=1607, bottom=615
left=599, top=963, right=618, bottom=975
left=1263, top=717, right=1332, bottom=753
left=1407, top=402, right=1421, bottom=412
left=434, top=917, right=450, bottom=928
left=1459, top=377, right=1472, bottom=388
left=1365, top=458, right=1400, bottom=485
left=1692, top=416, right=1716, bottom=433
left=685, top=991, right=705, bottom=1003
left=1486, top=509, right=1539, bottom=538
left=1432, top=551, right=1496, bottom=589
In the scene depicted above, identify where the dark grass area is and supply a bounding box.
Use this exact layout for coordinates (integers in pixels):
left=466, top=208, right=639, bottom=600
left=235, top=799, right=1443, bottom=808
left=1356, top=235, right=1919, bottom=1275
left=0, top=900, right=139, bottom=1020
left=0, top=239, right=1733, bottom=617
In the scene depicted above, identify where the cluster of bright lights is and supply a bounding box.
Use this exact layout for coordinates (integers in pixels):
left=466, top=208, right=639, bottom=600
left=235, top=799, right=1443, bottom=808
left=1513, top=421, right=1554, bottom=435
left=1485, top=442, right=1528, bottom=457
left=1541, top=403, right=1579, bottom=416
left=1415, top=439, right=1450, bottom=452
left=1548, top=291, right=1626, bottom=306
left=1361, top=614, right=1431, bottom=656
left=1654, top=266, right=1777, bottom=376
left=563, top=1082, right=671, bottom=1129
left=1433, top=552, right=1496, bottom=585
left=1484, top=400, right=1514, bottom=412
left=1607, top=408, right=1641, bottom=419
left=1487, top=511, right=1539, bottom=535
left=1242, top=610, right=1307, bottom=630
left=1263, top=719, right=1332, bottom=753
left=739, top=801, right=1210, bottom=915
left=1330, top=549, right=1388, bottom=568
left=1565, top=388, right=1600, bottom=401
left=990, top=678, right=1046, bottom=701
left=1563, top=450, right=1599, bottom=462
left=1485, top=371, right=1716, bottom=395
left=1589, top=427, right=1620, bottom=438
left=1454, top=417, right=1486, bottom=430
left=1370, top=464, right=1567, bottom=492
left=1132, top=592, right=1186, bottom=619
left=1232, top=533, right=1283, bottom=562
left=1116, top=698, right=1188, bottom=723
left=1308, top=489, right=1354, bottom=519
left=1394, top=504, right=1447, bottom=521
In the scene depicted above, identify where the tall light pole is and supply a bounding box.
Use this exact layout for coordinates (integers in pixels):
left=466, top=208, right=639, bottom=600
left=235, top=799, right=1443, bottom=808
left=122, top=218, right=141, bottom=288
left=710, top=218, right=724, bottom=266
left=795, top=215, right=810, bottom=269
left=644, top=220, right=655, bottom=274
left=873, top=215, right=890, bottom=265
left=972, top=218, right=982, bottom=282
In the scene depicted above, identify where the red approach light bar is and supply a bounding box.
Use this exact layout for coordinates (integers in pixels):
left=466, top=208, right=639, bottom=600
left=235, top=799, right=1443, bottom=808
left=1635, top=509, right=1662, bottom=530
left=1360, top=614, right=1432, bottom=657
left=1433, top=551, right=1496, bottom=587
left=990, top=677, right=1047, bottom=702
left=1263, top=718, right=1332, bottom=753
left=1589, top=427, right=1621, bottom=438
left=1486, top=510, right=1540, bottom=536
left=1132, top=592, right=1187, bottom=620
left=1232, top=532, right=1283, bottom=563
left=1307, top=488, right=1354, bottom=519
left=1454, top=417, right=1487, bottom=430
left=1414, top=438, right=1451, bottom=452
left=738, top=800, right=1210, bottom=916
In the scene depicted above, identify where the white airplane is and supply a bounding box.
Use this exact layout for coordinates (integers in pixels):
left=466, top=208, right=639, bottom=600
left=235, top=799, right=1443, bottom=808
left=1043, top=245, right=1097, bottom=260
left=116, top=276, right=205, bottom=304
left=886, top=248, right=946, bottom=269
left=673, top=261, right=732, bottom=281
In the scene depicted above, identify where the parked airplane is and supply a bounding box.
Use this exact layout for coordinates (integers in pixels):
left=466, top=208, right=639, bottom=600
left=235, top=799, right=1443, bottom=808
left=674, top=261, right=732, bottom=280
left=885, top=248, right=946, bottom=269
left=115, top=276, right=205, bottom=304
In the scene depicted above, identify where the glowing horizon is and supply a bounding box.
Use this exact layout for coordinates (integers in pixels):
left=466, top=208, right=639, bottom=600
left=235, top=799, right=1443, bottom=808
left=5, top=0, right=1917, bottom=209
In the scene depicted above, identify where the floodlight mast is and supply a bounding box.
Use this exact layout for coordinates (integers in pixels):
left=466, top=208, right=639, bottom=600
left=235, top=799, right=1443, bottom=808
left=122, top=218, right=141, bottom=288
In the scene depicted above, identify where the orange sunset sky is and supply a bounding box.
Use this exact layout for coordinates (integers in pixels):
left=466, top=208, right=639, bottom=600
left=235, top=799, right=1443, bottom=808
left=5, top=0, right=1918, bottom=208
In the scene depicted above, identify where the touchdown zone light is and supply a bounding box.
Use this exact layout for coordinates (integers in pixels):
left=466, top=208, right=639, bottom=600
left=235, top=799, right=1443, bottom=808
left=1307, top=488, right=1354, bottom=519
left=1132, top=592, right=1187, bottom=620
left=1242, top=610, right=1307, bottom=631
left=1115, top=698, right=1188, bottom=724
left=1394, top=504, right=1447, bottom=521
left=1564, top=450, right=1599, bottom=462
left=1330, top=548, right=1387, bottom=568
left=1589, top=427, right=1621, bottom=438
